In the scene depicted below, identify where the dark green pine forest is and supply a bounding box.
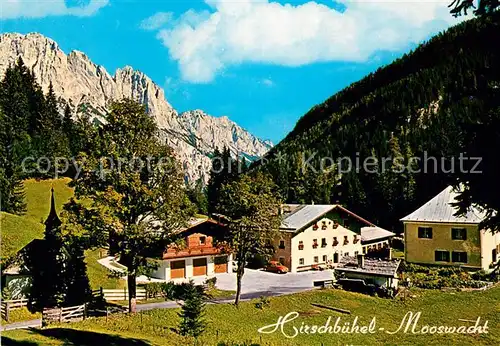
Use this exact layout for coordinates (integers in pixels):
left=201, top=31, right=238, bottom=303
left=257, top=13, right=500, bottom=232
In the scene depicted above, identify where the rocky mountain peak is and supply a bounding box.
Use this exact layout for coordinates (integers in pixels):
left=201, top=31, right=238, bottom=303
left=0, top=32, right=272, bottom=184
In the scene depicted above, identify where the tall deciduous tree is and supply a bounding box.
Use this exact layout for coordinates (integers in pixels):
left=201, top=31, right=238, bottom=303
left=216, top=172, right=282, bottom=305
left=65, top=99, right=193, bottom=312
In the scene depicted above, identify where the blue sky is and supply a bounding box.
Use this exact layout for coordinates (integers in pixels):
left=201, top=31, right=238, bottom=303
left=0, top=0, right=465, bottom=143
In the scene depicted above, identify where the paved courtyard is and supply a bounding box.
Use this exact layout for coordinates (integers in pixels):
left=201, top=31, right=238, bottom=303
left=194, top=268, right=333, bottom=299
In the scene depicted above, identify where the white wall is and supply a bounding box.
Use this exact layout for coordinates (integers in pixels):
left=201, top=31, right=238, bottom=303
left=480, top=229, right=500, bottom=270
left=155, top=254, right=232, bottom=281
left=290, top=218, right=362, bottom=273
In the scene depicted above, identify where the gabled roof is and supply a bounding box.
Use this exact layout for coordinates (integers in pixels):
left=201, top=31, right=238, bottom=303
left=280, top=204, right=374, bottom=231
left=361, top=227, right=395, bottom=243
left=400, top=186, right=486, bottom=224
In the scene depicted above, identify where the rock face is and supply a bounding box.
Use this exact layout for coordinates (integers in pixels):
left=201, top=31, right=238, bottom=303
left=0, top=32, right=272, bottom=184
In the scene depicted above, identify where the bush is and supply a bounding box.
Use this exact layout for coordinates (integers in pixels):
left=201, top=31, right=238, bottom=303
left=161, top=281, right=177, bottom=300
left=174, top=282, right=206, bottom=301
left=144, top=282, right=164, bottom=299
left=254, top=296, right=270, bottom=310
left=204, top=277, right=217, bottom=289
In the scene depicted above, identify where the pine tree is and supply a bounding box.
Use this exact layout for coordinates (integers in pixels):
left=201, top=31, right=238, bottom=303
left=38, top=82, right=70, bottom=169
left=0, top=62, right=29, bottom=214
left=64, top=238, right=92, bottom=306
left=178, top=281, right=206, bottom=338
left=207, top=146, right=238, bottom=214
left=187, top=178, right=208, bottom=215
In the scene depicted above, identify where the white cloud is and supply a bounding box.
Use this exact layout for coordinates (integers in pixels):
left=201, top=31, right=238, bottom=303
left=140, top=12, right=173, bottom=31
left=148, top=0, right=468, bottom=83
left=0, top=0, right=109, bottom=20
left=261, top=78, right=274, bottom=87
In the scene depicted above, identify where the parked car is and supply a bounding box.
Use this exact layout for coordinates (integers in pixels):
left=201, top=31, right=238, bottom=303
left=265, top=261, right=289, bottom=274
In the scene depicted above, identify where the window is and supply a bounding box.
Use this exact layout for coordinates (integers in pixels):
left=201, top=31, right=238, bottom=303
left=322, top=221, right=327, bottom=230
left=299, top=258, right=304, bottom=265
left=313, top=256, right=319, bottom=263
left=353, top=235, right=359, bottom=244
left=298, top=240, right=304, bottom=250
left=344, top=252, right=349, bottom=257
left=313, top=223, right=319, bottom=231
left=312, top=239, right=318, bottom=249
left=452, top=251, right=468, bottom=263
left=333, top=237, right=339, bottom=246
left=435, top=250, right=450, bottom=262
left=354, top=251, right=359, bottom=256
left=333, top=253, right=339, bottom=263
left=279, top=257, right=285, bottom=265
left=343, top=219, right=350, bottom=228
left=332, top=219, right=339, bottom=228
left=363, top=247, right=366, bottom=254
left=322, top=255, right=327, bottom=262
left=199, top=236, right=206, bottom=245
left=451, top=228, right=467, bottom=240
left=343, top=235, right=349, bottom=245
left=377, top=243, right=382, bottom=249
left=321, top=238, right=327, bottom=248
left=418, top=227, right=433, bottom=239
left=279, top=240, right=285, bottom=249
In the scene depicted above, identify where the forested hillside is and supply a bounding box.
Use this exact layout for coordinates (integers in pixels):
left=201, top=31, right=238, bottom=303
left=258, top=13, right=500, bottom=231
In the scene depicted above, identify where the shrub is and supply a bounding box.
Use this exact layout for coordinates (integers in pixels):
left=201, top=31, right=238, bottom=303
left=174, top=282, right=206, bottom=301
left=254, top=296, right=270, bottom=310
left=161, top=281, right=177, bottom=300
left=204, top=277, right=217, bottom=289
left=144, top=282, right=163, bottom=299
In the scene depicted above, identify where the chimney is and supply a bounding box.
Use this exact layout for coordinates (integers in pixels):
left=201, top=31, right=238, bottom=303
left=357, top=254, right=365, bottom=268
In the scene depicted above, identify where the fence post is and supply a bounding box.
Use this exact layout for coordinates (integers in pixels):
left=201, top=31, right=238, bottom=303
left=5, top=302, right=10, bottom=322
left=59, top=308, right=63, bottom=323
left=124, top=287, right=127, bottom=301
left=100, top=287, right=104, bottom=299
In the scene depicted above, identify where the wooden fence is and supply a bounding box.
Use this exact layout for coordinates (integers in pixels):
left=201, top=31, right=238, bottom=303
left=92, top=288, right=147, bottom=301
left=42, top=304, right=86, bottom=325
left=1, top=298, right=29, bottom=322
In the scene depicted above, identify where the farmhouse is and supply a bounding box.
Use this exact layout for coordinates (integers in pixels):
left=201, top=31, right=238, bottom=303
left=361, top=226, right=395, bottom=255
left=150, top=219, right=232, bottom=281
left=334, top=255, right=401, bottom=290
left=271, top=204, right=395, bottom=273
left=401, top=185, right=500, bottom=270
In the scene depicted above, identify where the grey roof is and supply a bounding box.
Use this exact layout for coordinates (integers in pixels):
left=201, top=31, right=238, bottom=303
left=361, top=227, right=395, bottom=243
left=335, top=256, right=400, bottom=277
left=280, top=204, right=338, bottom=231
left=400, top=186, right=486, bottom=224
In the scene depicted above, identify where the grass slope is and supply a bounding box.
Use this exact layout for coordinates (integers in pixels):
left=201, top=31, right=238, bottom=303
left=3, top=286, right=499, bottom=345
left=1, top=178, right=123, bottom=289
left=1, top=178, right=74, bottom=261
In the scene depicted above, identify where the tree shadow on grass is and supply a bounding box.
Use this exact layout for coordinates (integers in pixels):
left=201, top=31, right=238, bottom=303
left=2, top=327, right=151, bottom=346
left=1, top=337, right=38, bottom=346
